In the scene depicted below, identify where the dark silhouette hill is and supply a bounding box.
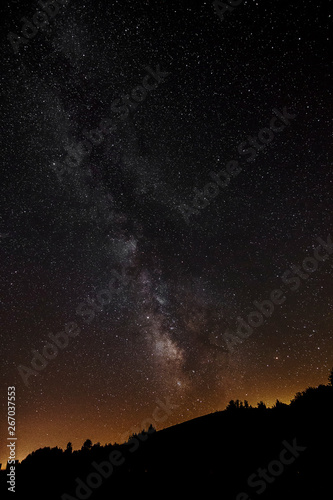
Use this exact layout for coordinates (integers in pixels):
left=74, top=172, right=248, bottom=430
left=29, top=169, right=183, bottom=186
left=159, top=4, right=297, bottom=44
left=1, top=372, right=333, bottom=499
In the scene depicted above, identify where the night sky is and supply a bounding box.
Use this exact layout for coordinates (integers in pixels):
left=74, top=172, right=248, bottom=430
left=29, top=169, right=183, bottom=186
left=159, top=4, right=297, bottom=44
left=0, top=0, right=332, bottom=466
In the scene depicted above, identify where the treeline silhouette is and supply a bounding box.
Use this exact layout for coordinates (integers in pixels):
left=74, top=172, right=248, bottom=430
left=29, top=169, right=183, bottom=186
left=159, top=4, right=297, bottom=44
left=2, top=370, right=333, bottom=499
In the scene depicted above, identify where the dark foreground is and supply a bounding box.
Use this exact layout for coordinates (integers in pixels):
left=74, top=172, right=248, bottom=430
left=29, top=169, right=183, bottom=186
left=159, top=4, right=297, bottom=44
left=1, top=383, right=333, bottom=499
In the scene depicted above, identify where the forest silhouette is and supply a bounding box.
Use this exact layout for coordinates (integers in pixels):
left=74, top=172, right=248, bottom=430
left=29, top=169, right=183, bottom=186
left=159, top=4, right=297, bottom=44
left=1, top=370, right=333, bottom=499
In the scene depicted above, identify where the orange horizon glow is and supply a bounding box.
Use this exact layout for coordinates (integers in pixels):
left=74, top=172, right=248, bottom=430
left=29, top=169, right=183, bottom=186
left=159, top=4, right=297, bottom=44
left=1, top=374, right=329, bottom=470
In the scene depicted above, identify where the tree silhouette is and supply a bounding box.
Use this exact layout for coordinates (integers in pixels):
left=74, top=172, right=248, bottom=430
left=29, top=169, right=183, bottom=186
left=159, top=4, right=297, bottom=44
left=329, top=367, right=333, bottom=386
left=82, top=439, right=92, bottom=451
left=226, top=399, right=252, bottom=411
left=274, top=399, right=287, bottom=410
left=65, top=442, right=72, bottom=454
left=226, top=399, right=237, bottom=411
left=257, top=401, right=266, bottom=410
left=147, top=423, right=156, bottom=434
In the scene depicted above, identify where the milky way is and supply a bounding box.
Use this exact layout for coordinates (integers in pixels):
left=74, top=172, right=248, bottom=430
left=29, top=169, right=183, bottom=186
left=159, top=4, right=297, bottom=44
left=0, top=0, right=332, bottom=463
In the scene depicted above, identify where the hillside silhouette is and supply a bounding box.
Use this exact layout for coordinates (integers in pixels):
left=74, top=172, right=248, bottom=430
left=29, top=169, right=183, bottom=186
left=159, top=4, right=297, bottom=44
left=1, top=370, right=333, bottom=499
